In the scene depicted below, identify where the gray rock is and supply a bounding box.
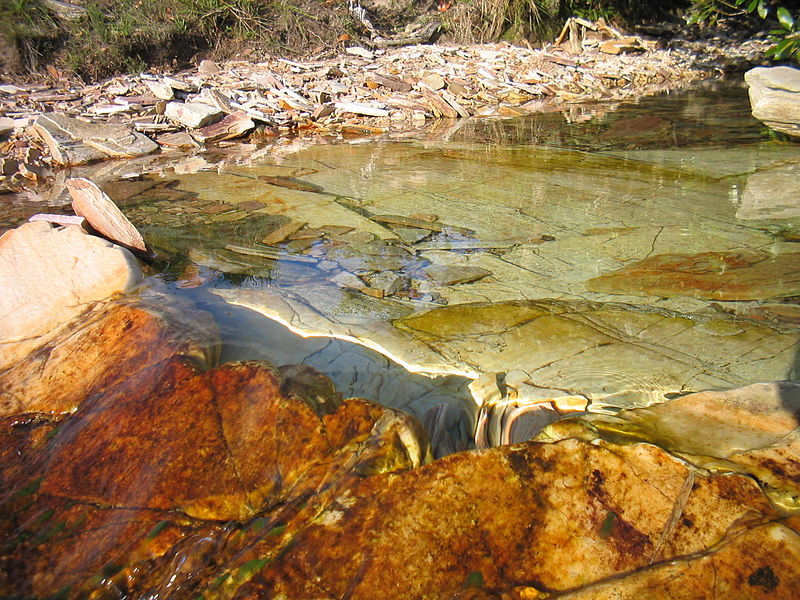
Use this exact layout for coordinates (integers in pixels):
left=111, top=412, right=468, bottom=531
left=745, top=66, right=800, bottom=138
left=366, top=271, right=407, bottom=295
left=32, top=113, right=159, bottom=166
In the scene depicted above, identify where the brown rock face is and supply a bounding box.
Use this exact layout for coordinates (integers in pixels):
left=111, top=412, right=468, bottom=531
left=586, top=250, right=800, bottom=300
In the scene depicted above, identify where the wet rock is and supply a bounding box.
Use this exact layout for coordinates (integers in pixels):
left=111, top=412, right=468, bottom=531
left=32, top=113, right=158, bottom=165
left=746, top=66, right=800, bottom=138
left=558, top=521, right=800, bottom=599
left=0, top=293, right=218, bottom=416
left=539, top=381, right=800, bottom=512
left=327, top=239, right=413, bottom=271
left=424, top=264, right=491, bottom=286
left=164, top=101, right=224, bottom=129
left=738, top=159, right=800, bottom=220
left=0, top=221, right=142, bottom=370
left=237, top=439, right=784, bottom=599
left=586, top=250, right=800, bottom=300
left=66, top=177, right=148, bottom=254
left=365, top=271, right=407, bottom=295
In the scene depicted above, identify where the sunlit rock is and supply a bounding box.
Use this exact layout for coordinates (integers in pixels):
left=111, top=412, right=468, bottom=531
left=228, top=439, right=782, bottom=599
left=0, top=221, right=142, bottom=370
left=216, top=290, right=799, bottom=410
left=557, top=521, right=800, bottom=599
left=0, top=356, right=430, bottom=597
left=746, top=66, right=800, bottom=138
left=538, top=382, right=800, bottom=511
left=586, top=250, right=800, bottom=300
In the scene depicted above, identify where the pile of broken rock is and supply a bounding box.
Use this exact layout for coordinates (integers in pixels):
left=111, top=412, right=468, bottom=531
left=1, top=178, right=799, bottom=598
left=0, top=27, right=769, bottom=193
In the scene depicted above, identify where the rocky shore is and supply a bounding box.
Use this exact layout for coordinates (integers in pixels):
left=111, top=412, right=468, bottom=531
left=0, top=25, right=770, bottom=196
left=1, top=185, right=800, bottom=598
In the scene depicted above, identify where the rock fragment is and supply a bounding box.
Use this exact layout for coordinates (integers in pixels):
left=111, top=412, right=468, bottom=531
left=66, top=177, right=148, bottom=255
left=745, top=65, right=800, bottom=138
left=164, top=101, right=224, bottom=129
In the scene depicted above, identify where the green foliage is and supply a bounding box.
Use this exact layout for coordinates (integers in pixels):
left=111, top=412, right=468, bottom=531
left=0, top=0, right=57, bottom=38
left=688, top=0, right=799, bottom=62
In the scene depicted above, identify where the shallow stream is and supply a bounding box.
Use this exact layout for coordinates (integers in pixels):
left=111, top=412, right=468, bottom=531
left=5, top=81, right=800, bottom=456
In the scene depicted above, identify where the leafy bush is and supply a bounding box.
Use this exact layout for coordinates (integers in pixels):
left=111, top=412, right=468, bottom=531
left=689, top=0, right=799, bottom=61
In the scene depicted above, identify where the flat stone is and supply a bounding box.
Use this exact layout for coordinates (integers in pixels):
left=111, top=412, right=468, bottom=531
left=365, top=271, right=407, bottom=295
left=32, top=113, right=158, bottom=165
left=0, top=221, right=142, bottom=370
left=198, top=59, right=220, bottom=75
left=586, top=250, right=800, bottom=300
left=66, top=178, right=148, bottom=254
left=164, top=101, right=224, bottom=129
left=157, top=131, right=197, bottom=148
left=423, top=265, right=491, bottom=286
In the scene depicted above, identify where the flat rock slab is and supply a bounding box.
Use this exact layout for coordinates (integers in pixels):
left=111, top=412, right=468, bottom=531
left=586, top=250, right=800, bottom=300
left=0, top=221, right=142, bottom=370
left=32, top=113, right=158, bottom=165
left=216, top=291, right=800, bottom=406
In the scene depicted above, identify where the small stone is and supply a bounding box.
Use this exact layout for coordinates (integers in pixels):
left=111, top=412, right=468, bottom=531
left=157, top=131, right=197, bottom=148
left=262, top=221, right=307, bottom=246
left=198, top=59, right=220, bottom=75
left=331, top=271, right=367, bottom=291
left=334, top=101, right=389, bottom=117
left=145, top=79, right=175, bottom=100
left=164, top=101, right=224, bottom=129
left=420, top=72, right=446, bottom=91
left=346, top=46, right=375, bottom=59
left=393, top=227, right=430, bottom=244
left=191, top=112, right=255, bottom=143
left=365, top=271, right=407, bottom=295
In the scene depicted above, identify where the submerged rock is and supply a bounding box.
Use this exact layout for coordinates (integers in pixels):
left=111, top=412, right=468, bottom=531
left=746, top=66, right=800, bottom=138
left=0, top=221, right=142, bottom=370
left=586, top=250, right=800, bottom=300
left=538, top=381, right=800, bottom=512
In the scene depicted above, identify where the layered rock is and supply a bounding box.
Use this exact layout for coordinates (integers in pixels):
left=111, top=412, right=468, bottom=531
left=745, top=66, right=800, bottom=138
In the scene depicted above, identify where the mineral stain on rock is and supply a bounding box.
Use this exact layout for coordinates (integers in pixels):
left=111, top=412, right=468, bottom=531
left=586, top=250, right=800, bottom=300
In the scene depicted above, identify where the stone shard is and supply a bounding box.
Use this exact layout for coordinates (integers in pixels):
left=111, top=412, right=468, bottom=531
left=32, top=113, right=158, bottom=165
left=0, top=221, right=142, bottom=370
left=586, top=250, right=800, bottom=300
left=164, top=101, right=224, bottom=128
left=746, top=66, right=800, bottom=138
left=67, top=177, right=148, bottom=254
left=190, top=111, right=255, bottom=143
